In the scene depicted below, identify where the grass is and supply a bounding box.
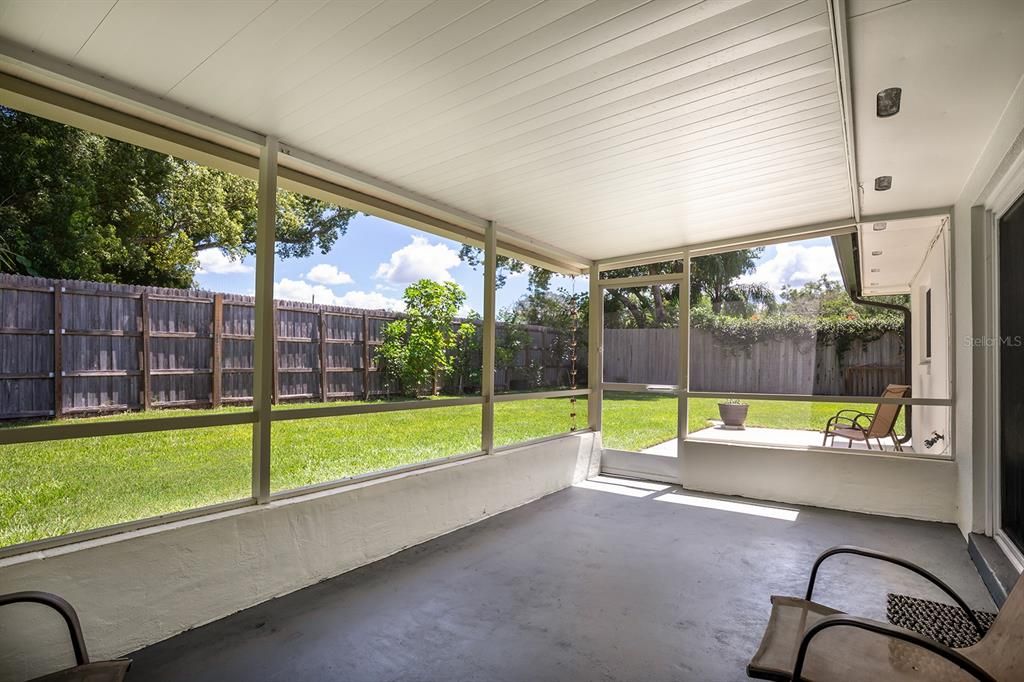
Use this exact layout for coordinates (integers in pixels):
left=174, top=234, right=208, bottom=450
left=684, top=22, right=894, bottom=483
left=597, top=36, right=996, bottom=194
left=1, top=394, right=896, bottom=548
left=0, top=397, right=585, bottom=547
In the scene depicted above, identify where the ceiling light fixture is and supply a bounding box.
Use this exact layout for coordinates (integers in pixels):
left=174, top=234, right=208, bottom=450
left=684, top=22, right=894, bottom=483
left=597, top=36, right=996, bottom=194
left=875, top=176, right=892, bottom=191
left=877, top=87, right=902, bottom=117
left=872, top=222, right=887, bottom=231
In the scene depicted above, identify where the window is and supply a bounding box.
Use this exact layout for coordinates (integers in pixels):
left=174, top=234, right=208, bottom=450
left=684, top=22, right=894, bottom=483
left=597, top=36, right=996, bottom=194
left=925, top=288, right=933, bottom=360
left=266, top=193, right=485, bottom=487
left=0, top=105, right=262, bottom=549
left=680, top=222, right=950, bottom=457
left=492, top=263, right=588, bottom=446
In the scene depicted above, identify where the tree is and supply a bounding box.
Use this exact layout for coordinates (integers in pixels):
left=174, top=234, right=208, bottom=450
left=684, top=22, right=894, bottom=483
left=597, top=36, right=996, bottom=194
left=378, top=280, right=471, bottom=396
left=0, top=106, right=355, bottom=287
left=450, top=312, right=482, bottom=395
left=778, top=274, right=908, bottom=321
left=690, top=248, right=775, bottom=315
left=495, top=309, right=530, bottom=391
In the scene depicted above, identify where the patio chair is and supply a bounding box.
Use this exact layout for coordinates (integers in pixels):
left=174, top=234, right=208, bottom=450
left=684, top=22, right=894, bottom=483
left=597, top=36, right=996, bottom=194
left=822, top=384, right=909, bottom=451
left=0, top=591, right=131, bottom=681
left=747, top=545, right=1023, bottom=681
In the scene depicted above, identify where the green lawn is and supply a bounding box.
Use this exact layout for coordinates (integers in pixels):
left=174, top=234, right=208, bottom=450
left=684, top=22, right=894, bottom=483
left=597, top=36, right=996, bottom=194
left=1, top=394, right=896, bottom=548
left=0, top=397, right=585, bottom=547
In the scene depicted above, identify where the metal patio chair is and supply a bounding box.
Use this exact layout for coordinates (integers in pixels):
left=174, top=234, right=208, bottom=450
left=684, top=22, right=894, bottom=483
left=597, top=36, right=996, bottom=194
left=747, top=545, right=1023, bottom=681
left=822, top=384, right=909, bottom=451
left=0, top=591, right=131, bottom=681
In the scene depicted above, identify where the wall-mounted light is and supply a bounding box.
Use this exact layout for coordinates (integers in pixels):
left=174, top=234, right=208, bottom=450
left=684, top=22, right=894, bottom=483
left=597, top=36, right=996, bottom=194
left=871, top=250, right=883, bottom=256
left=877, top=87, right=902, bottom=117
left=870, top=282, right=879, bottom=286
left=872, top=222, right=887, bottom=231
left=874, top=176, right=892, bottom=191
left=870, top=268, right=881, bottom=273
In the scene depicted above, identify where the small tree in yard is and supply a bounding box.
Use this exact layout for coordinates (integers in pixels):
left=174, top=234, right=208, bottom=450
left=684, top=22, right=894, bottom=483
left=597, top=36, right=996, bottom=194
left=379, top=280, right=472, bottom=397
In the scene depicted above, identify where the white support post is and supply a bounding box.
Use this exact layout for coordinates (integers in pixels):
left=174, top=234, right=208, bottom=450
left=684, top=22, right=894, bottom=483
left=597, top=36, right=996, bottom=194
left=252, top=136, right=278, bottom=502
left=677, top=254, right=690, bottom=462
left=482, top=221, right=497, bottom=454
left=588, top=263, right=602, bottom=433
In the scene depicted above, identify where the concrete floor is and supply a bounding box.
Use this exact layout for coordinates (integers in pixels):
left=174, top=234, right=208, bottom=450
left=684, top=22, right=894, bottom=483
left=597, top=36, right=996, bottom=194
left=129, top=476, right=992, bottom=682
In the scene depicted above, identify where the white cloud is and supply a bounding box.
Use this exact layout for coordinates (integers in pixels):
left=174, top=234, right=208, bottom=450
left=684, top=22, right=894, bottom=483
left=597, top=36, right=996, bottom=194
left=196, top=250, right=253, bottom=275
left=305, top=263, right=353, bottom=285
left=737, top=242, right=840, bottom=295
left=274, top=279, right=403, bottom=311
left=334, top=290, right=404, bottom=311
left=374, top=235, right=461, bottom=284
left=275, top=278, right=339, bottom=305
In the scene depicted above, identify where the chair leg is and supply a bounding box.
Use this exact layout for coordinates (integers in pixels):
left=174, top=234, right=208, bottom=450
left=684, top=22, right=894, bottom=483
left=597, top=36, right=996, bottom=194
left=891, top=430, right=903, bottom=453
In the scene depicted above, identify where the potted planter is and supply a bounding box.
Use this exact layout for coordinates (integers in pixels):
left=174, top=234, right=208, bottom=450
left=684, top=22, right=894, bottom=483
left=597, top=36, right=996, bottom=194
left=718, top=400, right=749, bottom=428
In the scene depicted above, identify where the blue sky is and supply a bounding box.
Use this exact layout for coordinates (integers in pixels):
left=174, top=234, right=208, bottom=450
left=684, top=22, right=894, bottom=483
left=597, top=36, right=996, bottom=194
left=194, top=213, right=585, bottom=314
left=195, top=214, right=839, bottom=312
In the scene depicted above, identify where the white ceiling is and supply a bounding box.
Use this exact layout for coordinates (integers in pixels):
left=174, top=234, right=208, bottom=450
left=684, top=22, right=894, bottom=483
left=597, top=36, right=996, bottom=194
left=0, top=0, right=1022, bottom=264
left=847, top=0, right=1024, bottom=216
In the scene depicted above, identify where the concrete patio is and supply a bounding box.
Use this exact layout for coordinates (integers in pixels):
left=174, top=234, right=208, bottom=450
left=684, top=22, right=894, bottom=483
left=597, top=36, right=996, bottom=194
left=127, top=475, right=993, bottom=682
left=643, top=426, right=907, bottom=456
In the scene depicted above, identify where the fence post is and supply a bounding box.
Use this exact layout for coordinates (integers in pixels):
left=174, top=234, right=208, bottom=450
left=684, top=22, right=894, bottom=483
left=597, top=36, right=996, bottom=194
left=52, top=286, right=63, bottom=419
left=212, top=293, right=223, bottom=408
left=271, top=301, right=279, bottom=405
left=141, top=291, right=151, bottom=410
left=319, top=309, right=328, bottom=403
left=362, top=312, right=370, bottom=400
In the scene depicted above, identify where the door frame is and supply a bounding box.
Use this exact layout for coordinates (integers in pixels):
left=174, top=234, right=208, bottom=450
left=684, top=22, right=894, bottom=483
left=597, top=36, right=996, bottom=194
left=982, top=146, right=1024, bottom=572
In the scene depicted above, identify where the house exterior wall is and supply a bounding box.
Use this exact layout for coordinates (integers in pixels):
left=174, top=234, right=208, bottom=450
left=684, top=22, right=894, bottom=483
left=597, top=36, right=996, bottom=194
left=957, top=73, right=1024, bottom=537
left=910, top=226, right=952, bottom=456
left=0, top=433, right=599, bottom=682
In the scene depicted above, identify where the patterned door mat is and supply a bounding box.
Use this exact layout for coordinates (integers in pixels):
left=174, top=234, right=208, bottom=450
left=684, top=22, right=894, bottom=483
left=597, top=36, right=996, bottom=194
left=886, top=593, right=997, bottom=647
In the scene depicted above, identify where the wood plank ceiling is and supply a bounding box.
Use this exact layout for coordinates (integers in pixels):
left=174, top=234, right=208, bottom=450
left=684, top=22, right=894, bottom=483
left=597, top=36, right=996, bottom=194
left=0, top=0, right=854, bottom=260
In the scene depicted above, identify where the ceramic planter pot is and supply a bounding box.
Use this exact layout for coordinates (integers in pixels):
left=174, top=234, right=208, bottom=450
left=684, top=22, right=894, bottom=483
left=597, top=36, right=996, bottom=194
left=718, top=402, right=749, bottom=428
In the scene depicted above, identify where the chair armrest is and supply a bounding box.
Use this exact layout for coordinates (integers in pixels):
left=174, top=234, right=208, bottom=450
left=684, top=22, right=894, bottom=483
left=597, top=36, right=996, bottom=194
left=792, top=614, right=995, bottom=682
left=804, top=546, right=986, bottom=637
left=0, top=591, right=89, bottom=665
left=824, top=411, right=871, bottom=430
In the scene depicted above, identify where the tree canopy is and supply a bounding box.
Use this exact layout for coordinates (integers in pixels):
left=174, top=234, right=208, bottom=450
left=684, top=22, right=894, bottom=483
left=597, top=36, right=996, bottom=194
left=0, top=106, right=354, bottom=288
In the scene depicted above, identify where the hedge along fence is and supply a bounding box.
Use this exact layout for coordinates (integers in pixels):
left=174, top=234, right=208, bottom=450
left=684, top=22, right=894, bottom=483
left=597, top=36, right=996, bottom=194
left=604, top=309, right=905, bottom=396
left=0, top=274, right=583, bottom=421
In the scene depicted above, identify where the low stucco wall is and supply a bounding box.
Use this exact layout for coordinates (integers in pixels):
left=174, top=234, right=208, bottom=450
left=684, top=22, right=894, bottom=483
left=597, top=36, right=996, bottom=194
left=680, top=441, right=958, bottom=522
left=0, top=432, right=599, bottom=681
left=603, top=441, right=957, bottom=523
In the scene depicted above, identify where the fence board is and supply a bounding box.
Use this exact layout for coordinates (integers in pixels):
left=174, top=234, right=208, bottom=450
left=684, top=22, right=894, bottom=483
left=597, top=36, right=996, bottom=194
left=0, top=273, right=585, bottom=420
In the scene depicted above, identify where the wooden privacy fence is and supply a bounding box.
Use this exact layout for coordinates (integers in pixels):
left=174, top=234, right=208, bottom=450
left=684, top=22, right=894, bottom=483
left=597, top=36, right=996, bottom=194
left=604, top=327, right=904, bottom=396
left=0, top=274, right=583, bottom=420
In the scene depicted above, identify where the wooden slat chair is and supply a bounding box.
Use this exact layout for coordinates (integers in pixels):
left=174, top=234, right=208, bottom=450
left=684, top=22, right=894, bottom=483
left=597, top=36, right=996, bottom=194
left=747, top=546, right=1023, bottom=681
left=822, top=384, right=910, bottom=451
left=0, top=591, right=131, bottom=682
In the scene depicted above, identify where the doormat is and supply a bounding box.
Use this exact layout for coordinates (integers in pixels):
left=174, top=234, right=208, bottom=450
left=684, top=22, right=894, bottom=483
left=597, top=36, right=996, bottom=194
left=886, top=593, right=997, bottom=647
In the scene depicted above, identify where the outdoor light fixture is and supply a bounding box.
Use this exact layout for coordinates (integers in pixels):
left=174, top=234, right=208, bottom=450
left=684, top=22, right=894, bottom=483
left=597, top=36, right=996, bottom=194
left=871, top=250, right=883, bottom=256
left=875, top=176, right=892, bottom=191
left=876, top=87, right=902, bottom=117
left=871, top=268, right=881, bottom=273
left=872, top=222, right=887, bottom=231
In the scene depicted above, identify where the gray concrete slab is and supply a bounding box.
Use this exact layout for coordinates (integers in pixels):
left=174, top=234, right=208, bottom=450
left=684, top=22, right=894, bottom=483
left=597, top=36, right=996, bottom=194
left=128, top=477, right=993, bottom=682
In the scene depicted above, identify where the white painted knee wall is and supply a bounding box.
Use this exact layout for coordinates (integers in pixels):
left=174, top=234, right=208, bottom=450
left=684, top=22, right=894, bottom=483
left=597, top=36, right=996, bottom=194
left=0, top=433, right=599, bottom=682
